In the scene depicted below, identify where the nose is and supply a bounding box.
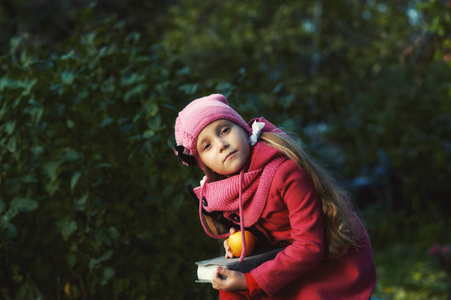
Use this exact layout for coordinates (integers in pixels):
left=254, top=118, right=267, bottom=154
left=218, top=139, right=229, bottom=152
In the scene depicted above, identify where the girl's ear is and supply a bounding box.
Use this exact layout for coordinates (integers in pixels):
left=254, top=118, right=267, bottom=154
left=174, top=144, right=197, bottom=166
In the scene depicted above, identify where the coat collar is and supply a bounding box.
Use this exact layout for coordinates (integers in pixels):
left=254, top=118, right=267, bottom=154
left=194, top=142, right=286, bottom=227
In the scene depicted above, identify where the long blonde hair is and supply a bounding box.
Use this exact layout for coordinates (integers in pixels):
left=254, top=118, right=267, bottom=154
left=260, top=132, right=359, bottom=257
left=202, top=131, right=359, bottom=258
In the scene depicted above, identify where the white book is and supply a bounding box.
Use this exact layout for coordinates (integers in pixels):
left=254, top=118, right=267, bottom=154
left=195, top=248, right=283, bottom=283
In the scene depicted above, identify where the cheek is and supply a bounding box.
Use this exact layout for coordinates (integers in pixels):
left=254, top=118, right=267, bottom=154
left=239, top=138, right=251, bottom=162
left=244, top=145, right=251, bottom=160
left=199, top=152, right=215, bottom=168
left=241, top=135, right=251, bottom=154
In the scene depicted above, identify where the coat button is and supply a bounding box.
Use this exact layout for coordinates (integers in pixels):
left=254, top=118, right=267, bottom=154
left=202, top=197, right=208, bottom=207
left=231, top=214, right=240, bottom=222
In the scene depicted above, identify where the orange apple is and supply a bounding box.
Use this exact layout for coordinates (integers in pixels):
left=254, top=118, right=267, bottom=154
left=228, top=230, right=255, bottom=257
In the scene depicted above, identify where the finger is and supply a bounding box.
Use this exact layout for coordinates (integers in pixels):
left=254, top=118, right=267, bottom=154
left=212, top=280, right=225, bottom=291
left=230, top=227, right=237, bottom=234
left=211, top=269, right=227, bottom=289
left=225, top=241, right=235, bottom=258
left=224, top=239, right=230, bottom=251
left=217, top=266, right=232, bottom=277
left=211, top=276, right=222, bottom=290
left=211, top=280, right=221, bottom=290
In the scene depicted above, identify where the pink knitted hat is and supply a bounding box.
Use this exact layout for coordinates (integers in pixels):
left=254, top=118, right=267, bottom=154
left=174, top=94, right=251, bottom=167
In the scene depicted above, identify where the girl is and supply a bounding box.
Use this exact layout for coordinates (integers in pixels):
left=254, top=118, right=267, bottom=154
left=174, top=94, right=376, bottom=299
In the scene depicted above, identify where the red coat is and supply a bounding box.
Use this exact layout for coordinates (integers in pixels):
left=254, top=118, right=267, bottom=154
left=247, top=160, right=377, bottom=299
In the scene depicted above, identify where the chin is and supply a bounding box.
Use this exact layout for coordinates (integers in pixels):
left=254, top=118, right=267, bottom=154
left=225, top=167, right=244, bottom=177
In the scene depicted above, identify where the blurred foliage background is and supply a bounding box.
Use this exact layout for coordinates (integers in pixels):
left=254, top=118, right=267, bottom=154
left=0, top=0, right=450, bottom=299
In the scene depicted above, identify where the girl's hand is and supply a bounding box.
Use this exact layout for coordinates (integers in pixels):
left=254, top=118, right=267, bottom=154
left=224, top=227, right=238, bottom=258
left=211, top=266, right=248, bottom=292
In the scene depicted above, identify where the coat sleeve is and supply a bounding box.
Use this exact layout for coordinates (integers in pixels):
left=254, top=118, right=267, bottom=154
left=250, top=160, right=325, bottom=297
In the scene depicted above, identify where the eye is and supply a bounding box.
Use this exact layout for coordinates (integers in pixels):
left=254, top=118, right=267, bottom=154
left=202, top=143, right=211, bottom=151
left=221, top=127, right=231, bottom=135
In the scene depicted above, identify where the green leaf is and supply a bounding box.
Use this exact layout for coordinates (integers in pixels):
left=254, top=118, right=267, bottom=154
left=101, top=268, right=116, bottom=285
left=173, top=194, right=184, bottom=210
left=70, top=171, right=82, bottom=193
left=66, top=119, right=75, bottom=129
left=74, top=193, right=88, bottom=211
left=0, top=98, right=7, bottom=115
left=0, top=200, right=5, bottom=214
left=67, top=254, right=77, bottom=268
left=279, top=94, right=295, bottom=109
left=97, top=163, right=112, bottom=168
left=44, top=160, right=63, bottom=182
left=5, top=121, right=16, bottom=135
left=273, top=83, right=283, bottom=94
left=62, top=71, right=74, bottom=85
left=89, top=250, right=114, bottom=271
left=147, top=102, right=159, bottom=116
left=6, top=136, right=16, bottom=152
left=120, top=73, right=143, bottom=86
left=63, top=148, right=81, bottom=161
left=100, top=116, right=114, bottom=127
left=215, top=82, right=233, bottom=92
left=4, top=223, right=17, bottom=239
left=113, top=278, right=130, bottom=296
left=31, top=145, right=44, bottom=158
left=99, top=46, right=108, bottom=57
left=9, top=36, right=22, bottom=54
left=10, top=198, right=38, bottom=213
left=176, top=66, right=190, bottom=75
left=0, top=77, right=12, bottom=91
left=20, top=50, right=30, bottom=65
left=163, top=184, right=174, bottom=196
left=23, top=103, right=44, bottom=123
left=60, top=51, right=76, bottom=60
left=21, top=175, right=37, bottom=183
left=56, top=217, right=77, bottom=241
left=21, top=78, right=37, bottom=96
left=142, top=130, right=155, bottom=138
left=178, top=83, right=198, bottom=94
left=107, top=226, right=120, bottom=242
left=147, top=115, right=161, bottom=130
left=13, top=97, right=22, bottom=108
left=45, top=181, right=59, bottom=196
left=124, top=84, right=146, bottom=101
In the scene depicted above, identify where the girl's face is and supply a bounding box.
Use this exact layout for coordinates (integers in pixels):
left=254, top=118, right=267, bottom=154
left=197, top=120, right=250, bottom=177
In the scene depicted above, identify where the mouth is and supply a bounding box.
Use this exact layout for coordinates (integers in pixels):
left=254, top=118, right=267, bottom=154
left=224, top=150, right=237, bottom=162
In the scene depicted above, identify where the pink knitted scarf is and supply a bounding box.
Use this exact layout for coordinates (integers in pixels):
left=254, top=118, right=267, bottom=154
left=193, top=142, right=287, bottom=261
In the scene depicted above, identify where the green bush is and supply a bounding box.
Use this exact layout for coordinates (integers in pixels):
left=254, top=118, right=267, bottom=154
left=0, top=12, right=220, bottom=299
left=373, top=243, right=450, bottom=300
